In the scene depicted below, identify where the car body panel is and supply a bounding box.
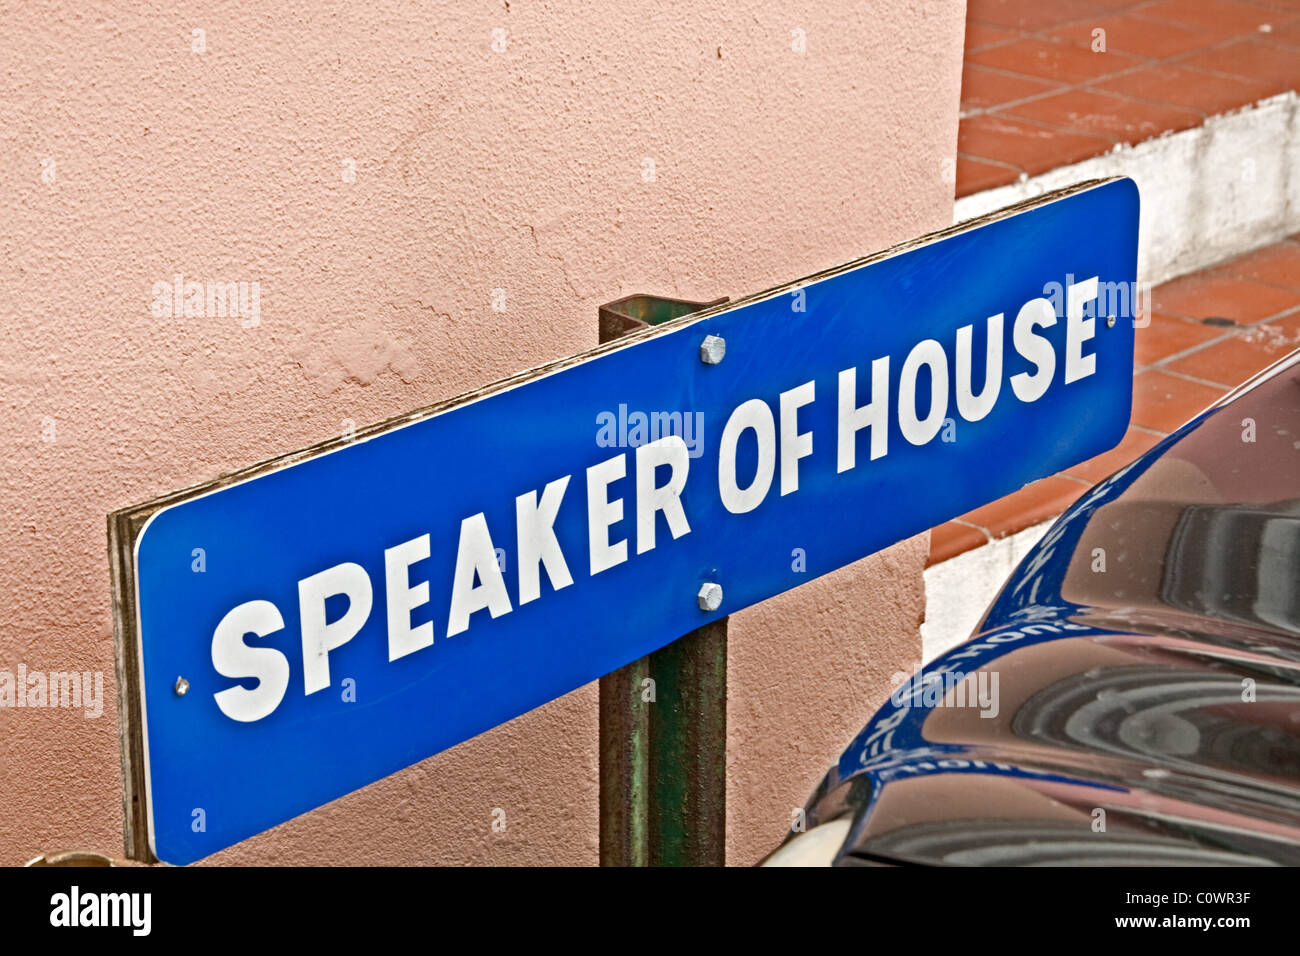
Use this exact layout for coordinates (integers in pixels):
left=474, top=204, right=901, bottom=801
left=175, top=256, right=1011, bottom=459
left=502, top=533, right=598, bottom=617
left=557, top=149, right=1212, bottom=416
left=790, top=351, right=1300, bottom=866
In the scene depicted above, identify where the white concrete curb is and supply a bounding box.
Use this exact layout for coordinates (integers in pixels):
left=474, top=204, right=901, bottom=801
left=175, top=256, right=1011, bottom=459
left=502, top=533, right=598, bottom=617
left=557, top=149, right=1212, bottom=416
left=955, top=91, right=1300, bottom=287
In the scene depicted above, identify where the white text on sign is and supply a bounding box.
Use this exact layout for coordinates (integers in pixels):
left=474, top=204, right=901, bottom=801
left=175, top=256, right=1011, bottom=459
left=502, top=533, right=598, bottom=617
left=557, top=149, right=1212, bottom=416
left=211, top=277, right=1102, bottom=722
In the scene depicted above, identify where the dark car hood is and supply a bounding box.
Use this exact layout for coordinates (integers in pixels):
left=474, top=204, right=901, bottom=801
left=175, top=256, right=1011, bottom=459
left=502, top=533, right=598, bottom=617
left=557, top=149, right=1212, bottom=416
left=801, top=351, right=1300, bottom=866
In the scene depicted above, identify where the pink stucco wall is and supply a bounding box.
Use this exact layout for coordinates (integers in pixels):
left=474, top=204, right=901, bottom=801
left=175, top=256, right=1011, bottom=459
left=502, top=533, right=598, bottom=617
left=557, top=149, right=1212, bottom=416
left=0, top=1, right=965, bottom=865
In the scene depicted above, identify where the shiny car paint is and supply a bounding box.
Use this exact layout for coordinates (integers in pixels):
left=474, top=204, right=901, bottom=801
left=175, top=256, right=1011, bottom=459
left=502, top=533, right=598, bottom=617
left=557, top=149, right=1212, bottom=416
left=785, top=350, right=1300, bottom=866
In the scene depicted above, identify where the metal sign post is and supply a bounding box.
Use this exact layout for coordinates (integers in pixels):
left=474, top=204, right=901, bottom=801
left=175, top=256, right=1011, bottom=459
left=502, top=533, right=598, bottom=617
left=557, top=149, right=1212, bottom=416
left=597, top=295, right=729, bottom=867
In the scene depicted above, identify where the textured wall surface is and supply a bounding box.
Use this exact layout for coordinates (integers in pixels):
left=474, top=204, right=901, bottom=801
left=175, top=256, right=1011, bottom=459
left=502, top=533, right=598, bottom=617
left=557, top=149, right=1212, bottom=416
left=0, top=1, right=964, bottom=865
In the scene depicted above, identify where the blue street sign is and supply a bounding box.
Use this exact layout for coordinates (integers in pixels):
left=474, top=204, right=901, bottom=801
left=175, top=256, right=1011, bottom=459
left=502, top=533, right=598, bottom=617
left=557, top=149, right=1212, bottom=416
left=115, top=177, right=1139, bottom=864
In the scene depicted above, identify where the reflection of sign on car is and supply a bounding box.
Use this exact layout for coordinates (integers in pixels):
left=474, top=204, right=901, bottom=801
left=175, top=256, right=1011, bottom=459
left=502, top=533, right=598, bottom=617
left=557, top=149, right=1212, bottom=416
left=778, top=351, right=1300, bottom=867
left=111, top=177, right=1140, bottom=865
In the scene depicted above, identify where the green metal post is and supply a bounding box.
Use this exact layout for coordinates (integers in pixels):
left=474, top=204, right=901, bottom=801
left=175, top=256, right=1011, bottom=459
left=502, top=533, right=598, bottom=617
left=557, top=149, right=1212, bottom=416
left=597, top=294, right=729, bottom=867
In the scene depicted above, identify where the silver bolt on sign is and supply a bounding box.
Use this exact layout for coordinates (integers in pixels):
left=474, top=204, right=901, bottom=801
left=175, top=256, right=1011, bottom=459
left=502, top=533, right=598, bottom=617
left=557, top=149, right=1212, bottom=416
left=697, top=582, right=723, bottom=612
left=699, top=335, right=726, bottom=364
